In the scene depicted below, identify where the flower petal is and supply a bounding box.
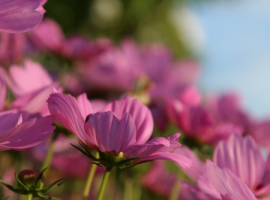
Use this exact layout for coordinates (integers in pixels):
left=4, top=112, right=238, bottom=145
left=102, top=96, right=153, bottom=144
left=0, top=0, right=43, bottom=33
left=206, top=160, right=256, bottom=200
left=0, top=115, right=55, bottom=151
left=47, top=92, right=86, bottom=141
left=85, top=112, right=136, bottom=155
left=77, top=93, right=92, bottom=119
left=214, top=133, right=265, bottom=189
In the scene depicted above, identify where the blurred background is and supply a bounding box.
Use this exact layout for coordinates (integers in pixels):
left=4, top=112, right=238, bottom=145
left=43, top=0, right=270, bottom=118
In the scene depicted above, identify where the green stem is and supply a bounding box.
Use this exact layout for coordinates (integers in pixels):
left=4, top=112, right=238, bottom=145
left=82, top=152, right=99, bottom=200
left=97, top=166, right=113, bottom=200
left=123, top=177, right=133, bottom=200
left=41, top=133, right=58, bottom=172
left=169, top=172, right=181, bottom=200
left=27, top=193, right=33, bottom=200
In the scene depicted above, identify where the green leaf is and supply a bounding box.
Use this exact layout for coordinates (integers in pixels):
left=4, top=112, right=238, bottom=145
left=70, top=143, right=99, bottom=161
left=0, top=179, right=23, bottom=194
left=40, top=178, right=66, bottom=193
left=35, top=193, right=61, bottom=200
left=34, top=168, right=47, bottom=189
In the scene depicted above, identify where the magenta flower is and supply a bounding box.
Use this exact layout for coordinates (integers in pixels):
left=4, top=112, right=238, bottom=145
left=165, top=95, right=243, bottom=145
left=0, top=0, right=45, bottom=33
left=47, top=93, right=191, bottom=168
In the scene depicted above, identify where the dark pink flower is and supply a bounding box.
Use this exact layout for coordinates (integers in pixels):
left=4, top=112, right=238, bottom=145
left=0, top=32, right=26, bottom=65
left=47, top=93, right=191, bottom=168
left=0, top=0, right=45, bottom=33
left=166, top=94, right=243, bottom=145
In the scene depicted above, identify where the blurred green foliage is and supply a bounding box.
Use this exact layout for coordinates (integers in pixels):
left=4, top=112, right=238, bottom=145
left=44, top=0, right=193, bottom=58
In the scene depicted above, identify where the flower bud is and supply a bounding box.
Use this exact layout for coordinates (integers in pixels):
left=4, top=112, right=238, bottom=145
left=18, top=170, right=43, bottom=188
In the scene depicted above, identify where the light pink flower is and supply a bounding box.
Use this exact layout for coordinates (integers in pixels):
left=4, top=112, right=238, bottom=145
left=47, top=93, right=191, bottom=168
left=193, top=134, right=270, bottom=200
left=0, top=0, right=45, bottom=33
left=0, top=59, right=59, bottom=115
left=204, top=160, right=257, bottom=200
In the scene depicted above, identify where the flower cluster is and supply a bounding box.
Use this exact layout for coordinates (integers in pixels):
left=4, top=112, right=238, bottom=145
left=0, top=1, right=269, bottom=200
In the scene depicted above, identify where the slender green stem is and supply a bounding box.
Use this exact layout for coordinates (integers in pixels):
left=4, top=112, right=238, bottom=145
left=123, top=177, right=133, bottom=200
left=27, top=193, right=33, bottom=200
left=97, top=166, right=113, bottom=200
left=133, top=180, right=142, bottom=200
left=82, top=151, right=99, bottom=200
left=169, top=172, right=181, bottom=200
left=41, top=133, right=58, bottom=172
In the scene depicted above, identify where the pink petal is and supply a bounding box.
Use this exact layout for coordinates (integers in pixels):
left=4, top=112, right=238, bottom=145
left=135, top=152, right=192, bottom=169
left=9, top=59, right=53, bottom=96
left=0, top=0, right=43, bottom=33
left=47, top=92, right=86, bottom=141
left=221, top=194, right=236, bottom=200
left=175, top=146, right=205, bottom=180
left=102, top=96, right=153, bottom=144
left=0, top=115, right=55, bottom=150
left=0, top=110, right=22, bottom=136
left=77, top=93, right=92, bottom=119
left=29, top=18, right=64, bottom=52
left=12, top=84, right=57, bottom=115
left=214, top=133, right=265, bottom=189
left=0, top=77, right=6, bottom=110
left=206, top=160, right=257, bottom=200
left=85, top=112, right=136, bottom=155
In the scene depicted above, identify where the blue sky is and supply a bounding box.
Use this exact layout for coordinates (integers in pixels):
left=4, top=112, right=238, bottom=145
left=188, top=0, right=270, bottom=118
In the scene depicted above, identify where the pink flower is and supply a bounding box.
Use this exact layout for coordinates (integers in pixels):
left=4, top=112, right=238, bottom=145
left=204, top=160, right=257, bottom=200
left=0, top=0, right=45, bottom=33
left=0, top=59, right=59, bottom=115
left=165, top=95, right=243, bottom=145
left=47, top=93, right=191, bottom=168
left=0, top=109, right=55, bottom=151
left=29, top=18, right=64, bottom=53
left=206, top=93, right=252, bottom=131
left=194, top=134, right=270, bottom=200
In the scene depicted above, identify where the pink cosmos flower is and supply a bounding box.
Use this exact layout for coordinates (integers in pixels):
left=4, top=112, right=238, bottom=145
left=0, top=0, right=45, bottom=33
left=0, top=59, right=59, bottom=115
left=204, top=160, right=257, bottom=200
left=47, top=93, right=191, bottom=168
left=29, top=18, right=64, bottom=53
left=0, top=79, right=55, bottom=150
left=191, top=134, right=270, bottom=200
left=0, top=109, right=55, bottom=151
left=165, top=95, right=243, bottom=145
left=206, top=93, right=252, bottom=131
